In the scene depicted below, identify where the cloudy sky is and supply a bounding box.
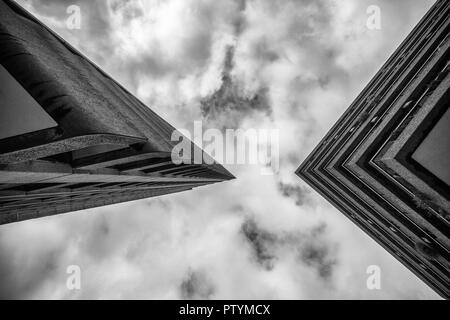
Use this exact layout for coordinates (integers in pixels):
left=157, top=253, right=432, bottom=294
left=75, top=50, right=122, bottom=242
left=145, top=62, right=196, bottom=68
left=0, top=0, right=441, bottom=299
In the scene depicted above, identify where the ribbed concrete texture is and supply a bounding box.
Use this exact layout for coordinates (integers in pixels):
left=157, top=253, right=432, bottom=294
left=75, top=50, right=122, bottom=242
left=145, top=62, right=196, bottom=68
left=0, top=0, right=234, bottom=225
left=296, top=0, right=450, bottom=298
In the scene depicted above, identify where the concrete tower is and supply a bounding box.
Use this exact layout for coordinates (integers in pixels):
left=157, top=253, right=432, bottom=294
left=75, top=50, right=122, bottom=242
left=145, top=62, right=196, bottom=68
left=0, top=0, right=234, bottom=225
left=296, top=0, right=449, bottom=298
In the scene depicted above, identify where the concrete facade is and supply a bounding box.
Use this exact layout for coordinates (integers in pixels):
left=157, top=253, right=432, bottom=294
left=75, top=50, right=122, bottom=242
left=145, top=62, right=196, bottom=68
left=0, top=0, right=234, bottom=225
left=296, top=0, right=450, bottom=298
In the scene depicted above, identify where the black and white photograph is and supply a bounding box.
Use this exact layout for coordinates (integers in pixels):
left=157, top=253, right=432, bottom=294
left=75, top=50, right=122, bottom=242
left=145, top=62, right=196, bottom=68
left=0, top=0, right=448, bottom=308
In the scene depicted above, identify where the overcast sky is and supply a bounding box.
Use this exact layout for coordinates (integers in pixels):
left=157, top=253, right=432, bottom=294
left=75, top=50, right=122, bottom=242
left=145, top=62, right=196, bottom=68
left=0, top=0, right=440, bottom=299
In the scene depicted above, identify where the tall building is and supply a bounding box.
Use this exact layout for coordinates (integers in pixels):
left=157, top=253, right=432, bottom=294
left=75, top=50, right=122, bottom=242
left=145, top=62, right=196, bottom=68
left=296, top=0, right=449, bottom=298
left=0, top=0, right=234, bottom=225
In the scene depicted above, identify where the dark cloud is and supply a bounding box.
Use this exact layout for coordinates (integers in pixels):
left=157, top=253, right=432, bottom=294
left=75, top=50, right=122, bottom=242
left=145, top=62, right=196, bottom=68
left=180, top=270, right=214, bottom=300
left=110, top=0, right=144, bottom=20
left=0, top=240, right=63, bottom=299
left=241, top=218, right=277, bottom=271
left=200, top=46, right=271, bottom=129
left=240, top=217, right=337, bottom=280
left=300, top=244, right=335, bottom=280
left=81, top=214, right=115, bottom=261
left=278, top=181, right=312, bottom=206
left=232, top=0, right=247, bottom=36
left=297, top=224, right=338, bottom=280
